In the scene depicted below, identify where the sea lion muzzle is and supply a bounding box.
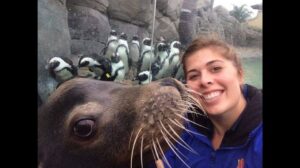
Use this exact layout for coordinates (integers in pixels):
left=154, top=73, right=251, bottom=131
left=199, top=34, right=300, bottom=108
left=38, top=77, right=203, bottom=168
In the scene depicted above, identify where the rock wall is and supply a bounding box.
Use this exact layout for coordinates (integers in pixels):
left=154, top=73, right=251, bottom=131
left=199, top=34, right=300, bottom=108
left=38, top=0, right=262, bottom=102
left=38, top=0, right=71, bottom=101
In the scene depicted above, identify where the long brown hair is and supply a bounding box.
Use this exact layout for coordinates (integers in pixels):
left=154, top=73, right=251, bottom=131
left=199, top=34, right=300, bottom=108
left=182, top=37, right=243, bottom=76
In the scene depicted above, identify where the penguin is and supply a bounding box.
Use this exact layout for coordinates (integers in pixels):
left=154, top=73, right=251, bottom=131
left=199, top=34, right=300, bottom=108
left=137, top=71, right=152, bottom=85
left=78, top=54, right=101, bottom=79
left=103, top=29, right=118, bottom=60
left=111, top=52, right=125, bottom=82
left=78, top=53, right=112, bottom=81
left=115, top=32, right=130, bottom=76
left=97, top=55, right=113, bottom=81
left=47, top=56, right=77, bottom=84
left=173, top=63, right=185, bottom=83
left=153, top=41, right=170, bottom=80
left=165, top=40, right=181, bottom=77
left=129, top=35, right=140, bottom=78
left=138, top=37, right=155, bottom=73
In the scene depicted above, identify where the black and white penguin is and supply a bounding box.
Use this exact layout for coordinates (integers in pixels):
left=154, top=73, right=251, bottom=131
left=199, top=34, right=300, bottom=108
left=165, top=40, right=181, bottom=77
left=138, top=37, right=155, bottom=73
left=111, top=52, right=125, bottom=82
left=78, top=54, right=101, bottom=79
left=173, top=63, right=185, bottom=83
left=47, top=56, right=77, bottom=84
left=78, top=53, right=112, bottom=81
left=153, top=41, right=170, bottom=79
left=115, top=32, right=130, bottom=75
left=129, top=35, right=140, bottom=77
left=97, top=55, right=113, bottom=81
left=103, top=29, right=118, bottom=60
left=137, top=71, right=152, bottom=85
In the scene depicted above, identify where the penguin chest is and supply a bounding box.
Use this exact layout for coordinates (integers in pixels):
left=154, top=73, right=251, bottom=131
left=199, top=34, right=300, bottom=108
left=155, top=59, right=169, bottom=79
left=112, top=62, right=125, bottom=81
left=106, top=41, right=118, bottom=58
left=56, top=68, right=74, bottom=82
left=140, top=52, right=153, bottom=72
left=78, top=67, right=97, bottom=79
left=129, top=45, right=140, bottom=63
left=116, top=47, right=129, bottom=73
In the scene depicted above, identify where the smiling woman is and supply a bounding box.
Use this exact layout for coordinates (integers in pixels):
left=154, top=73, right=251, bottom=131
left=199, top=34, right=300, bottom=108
left=38, top=0, right=262, bottom=167
left=150, top=37, right=262, bottom=168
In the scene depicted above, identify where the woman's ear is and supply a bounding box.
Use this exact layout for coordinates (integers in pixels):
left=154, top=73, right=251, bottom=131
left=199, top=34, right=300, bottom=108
left=238, top=69, right=244, bottom=85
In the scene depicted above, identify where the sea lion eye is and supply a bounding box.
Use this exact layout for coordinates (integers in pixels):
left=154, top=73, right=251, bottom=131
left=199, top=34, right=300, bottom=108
left=73, top=119, right=95, bottom=138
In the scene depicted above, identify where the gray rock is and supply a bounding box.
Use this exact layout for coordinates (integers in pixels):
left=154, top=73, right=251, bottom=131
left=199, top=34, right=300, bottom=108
left=67, top=0, right=109, bottom=14
left=109, top=19, right=149, bottom=40
left=67, top=5, right=110, bottom=55
left=107, top=0, right=153, bottom=26
left=178, top=0, right=197, bottom=46
left=67, top=5, right=110, bottom=42
left=153, top=11, right=179, bottom=41
left=156, top=0, right=183, bottom=22
left=71, top=39, right=106, bottom=57
left=38, top=0, right=71, bottom=102
left=195, top=0, right=211, bottom=11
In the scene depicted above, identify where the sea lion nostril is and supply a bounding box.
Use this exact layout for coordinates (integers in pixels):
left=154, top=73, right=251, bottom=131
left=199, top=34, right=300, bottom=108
left=159, top=78, right=185, bottom=94
left=159, top=78, right=177, bottom=87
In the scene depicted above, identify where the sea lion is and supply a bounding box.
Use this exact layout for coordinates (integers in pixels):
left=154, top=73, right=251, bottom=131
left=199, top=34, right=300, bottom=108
left=38, top=77, right=203, bottom=168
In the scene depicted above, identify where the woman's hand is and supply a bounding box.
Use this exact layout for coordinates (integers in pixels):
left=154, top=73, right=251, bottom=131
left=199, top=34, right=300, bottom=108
left=155, top=159, right=165, bottom=168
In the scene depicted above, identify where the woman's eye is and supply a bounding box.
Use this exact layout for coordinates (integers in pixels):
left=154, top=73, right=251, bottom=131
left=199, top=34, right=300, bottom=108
left=73, top=119, right=95, bottom=138
left=188, top=75, right=197, bottom=80
left=211, top=66, right=222, bottom=72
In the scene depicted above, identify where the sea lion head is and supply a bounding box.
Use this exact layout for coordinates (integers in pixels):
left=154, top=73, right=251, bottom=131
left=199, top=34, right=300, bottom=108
left=38, top=77, right=203, bottom=168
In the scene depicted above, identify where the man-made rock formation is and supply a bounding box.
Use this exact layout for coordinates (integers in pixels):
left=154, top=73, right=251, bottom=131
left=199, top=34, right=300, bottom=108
left=38, top=0, right=71, bottom=101
left=38, top=0, right=262, bottom=101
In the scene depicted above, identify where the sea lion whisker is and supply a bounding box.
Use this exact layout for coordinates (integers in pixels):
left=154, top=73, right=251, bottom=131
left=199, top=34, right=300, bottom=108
left=156, top=138, right=172, bottom=168
left=188, top=97, right=206, bottom=115
left=187, top=110, right=206, bottom=116
left=186, top=110, right=201, bottom=115
left=130, top=127, right=143, bottom=168
left=174, top=113, right=208, bottom=129
left=186, top=95, right=205, bottom=111
left=160, top=130, right=191, bottom=168
left=140, top=134, right=144, bottom=168
left=169, top=118, right=185, bottom=128
left=152, top=137, right=160, bottom=161
left=184, top=101, right=199, bottom=112
left=160, top=130, right=189, bottom=160
left=129, top=130, right=135, bottom=150
left=151, top=145, right=157, bottom=161
left=159, top=120, right=197, bottom=154
left=186, top=88, right=203, bottom=97
left=167, top=123, right=198, bottom=155
left=175, top=103, right=189, bottom=110
left=169, top=119, right=204, bottom=137
left=185, top=93, right=202, bottom=105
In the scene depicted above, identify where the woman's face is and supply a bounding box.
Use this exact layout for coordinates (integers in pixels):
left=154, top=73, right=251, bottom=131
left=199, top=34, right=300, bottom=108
left=185, top=48, right=245, bottom=116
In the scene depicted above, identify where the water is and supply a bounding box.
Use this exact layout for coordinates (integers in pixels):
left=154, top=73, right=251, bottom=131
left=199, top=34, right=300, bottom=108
left=241, top=57, right=262, bottom=89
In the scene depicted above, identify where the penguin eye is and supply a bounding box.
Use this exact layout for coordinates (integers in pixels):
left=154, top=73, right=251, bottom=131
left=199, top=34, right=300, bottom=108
left=79, top=61, right=89, bottom=67
left=49, top=61, right=59, bottom=69
left=73, top=119, right=95, bottom=138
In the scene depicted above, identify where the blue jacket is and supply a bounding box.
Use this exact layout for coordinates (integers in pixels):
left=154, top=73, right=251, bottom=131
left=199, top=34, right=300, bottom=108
left=148, top=84, right=262, bottom=168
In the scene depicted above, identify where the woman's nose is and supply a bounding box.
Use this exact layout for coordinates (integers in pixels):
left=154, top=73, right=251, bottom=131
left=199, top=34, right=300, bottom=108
left=200, top=72, right=213, bottom=87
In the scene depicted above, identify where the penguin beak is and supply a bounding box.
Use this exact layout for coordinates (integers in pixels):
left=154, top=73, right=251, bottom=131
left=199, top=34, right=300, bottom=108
left=49, top=61, right=59, bottom=70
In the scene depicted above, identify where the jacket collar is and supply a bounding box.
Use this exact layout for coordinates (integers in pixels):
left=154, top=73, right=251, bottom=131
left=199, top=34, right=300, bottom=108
left=188, top=84, right=262, bottom=147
